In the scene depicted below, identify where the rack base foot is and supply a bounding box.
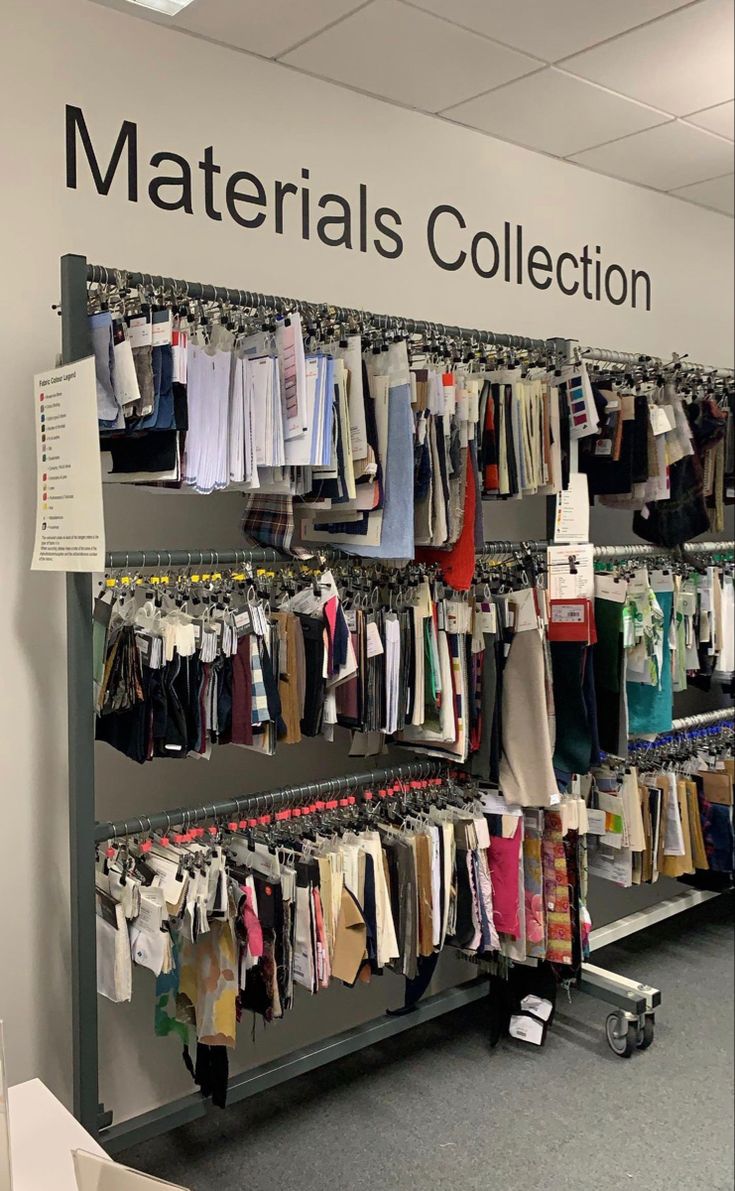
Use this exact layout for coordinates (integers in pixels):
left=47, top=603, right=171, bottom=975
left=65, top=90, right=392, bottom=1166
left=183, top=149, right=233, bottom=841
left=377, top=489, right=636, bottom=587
left=578, top=961, right=660, bottom=1056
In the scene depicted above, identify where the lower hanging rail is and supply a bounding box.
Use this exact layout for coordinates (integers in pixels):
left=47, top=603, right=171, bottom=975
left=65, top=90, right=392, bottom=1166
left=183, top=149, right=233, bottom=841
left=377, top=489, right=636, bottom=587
left=100, top=976, right=490, bottom=1154
left=99, top=887, right=728, bottom=1147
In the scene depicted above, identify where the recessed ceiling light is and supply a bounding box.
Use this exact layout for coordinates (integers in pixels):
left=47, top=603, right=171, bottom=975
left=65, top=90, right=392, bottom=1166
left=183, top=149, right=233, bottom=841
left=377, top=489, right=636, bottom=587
left=124, top=0, right=196, bottom=15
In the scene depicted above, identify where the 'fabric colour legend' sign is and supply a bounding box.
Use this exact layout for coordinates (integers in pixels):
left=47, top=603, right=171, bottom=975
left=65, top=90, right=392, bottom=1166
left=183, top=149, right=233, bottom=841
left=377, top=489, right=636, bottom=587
left=31, top=355, right=105, bottom=571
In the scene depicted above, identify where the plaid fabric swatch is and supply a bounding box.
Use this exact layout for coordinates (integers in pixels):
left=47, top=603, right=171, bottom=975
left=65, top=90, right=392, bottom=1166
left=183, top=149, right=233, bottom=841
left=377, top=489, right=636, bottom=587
left=250, top=637, right=270, bottom=725
left=242, top=494, right=294, bottom=552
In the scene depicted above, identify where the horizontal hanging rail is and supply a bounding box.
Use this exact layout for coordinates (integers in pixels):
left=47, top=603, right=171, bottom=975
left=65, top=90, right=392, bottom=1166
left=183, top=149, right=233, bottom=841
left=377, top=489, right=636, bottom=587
left=480, top=541, right=734, bottom=557
left=102, top=540, right=735, bottom=570
left=106, top=542, right=553, bottom=568
left=670, top=708, right=734, bottom=732
left=480, top=539, right=548, bottom=553
left=86, top=261, right=551, bottom=352
left=105, top=547, right=288, bottom=569
left=580, top=345, right=733, bottom=375
left=593, top=540, right=734, bottom=558
left=582, top=347, right=658, bottom=366
left=616, top=709, right=734, bottom=759
left=94, top=759, right=446, bottom=843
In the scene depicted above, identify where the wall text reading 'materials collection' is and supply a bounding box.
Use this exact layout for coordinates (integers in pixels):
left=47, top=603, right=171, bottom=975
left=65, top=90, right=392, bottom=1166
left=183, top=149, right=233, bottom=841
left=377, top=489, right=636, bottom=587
left=65, top=105, right=652, bottom=311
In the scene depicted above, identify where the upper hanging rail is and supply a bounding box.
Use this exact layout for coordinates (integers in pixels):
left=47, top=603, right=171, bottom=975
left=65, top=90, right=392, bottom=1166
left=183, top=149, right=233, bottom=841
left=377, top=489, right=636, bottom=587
left=85, top=261, right=550, bottom=352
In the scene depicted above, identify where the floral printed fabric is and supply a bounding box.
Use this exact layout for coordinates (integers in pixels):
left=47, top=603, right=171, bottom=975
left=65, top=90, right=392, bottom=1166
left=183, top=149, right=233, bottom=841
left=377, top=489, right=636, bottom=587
left=542, top=810, right=573, bottom=966
left=178, top=920, right=238, bottom=1047
left=522, top=810, right=546, bottom=958
left=623, top=584, right=664, bottom=687
left=154, top=931, right=190, bottom=1046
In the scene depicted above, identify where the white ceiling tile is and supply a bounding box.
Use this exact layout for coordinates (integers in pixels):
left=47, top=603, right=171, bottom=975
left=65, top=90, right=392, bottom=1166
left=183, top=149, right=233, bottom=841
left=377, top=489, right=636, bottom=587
left=570, top=121, right=735, bottom=190
left=672, top=173, right=734, bottom=214
left=174, top=0, right=366, bottom=58
left=407, top=0, right=692, bottom=61
left=562, top=0, right=735, bottom=116
left=684, top=100, right=735, bottom=140
left=281, top=0, right=538, bottom=111
left=443, top=68, right=669, bottom=156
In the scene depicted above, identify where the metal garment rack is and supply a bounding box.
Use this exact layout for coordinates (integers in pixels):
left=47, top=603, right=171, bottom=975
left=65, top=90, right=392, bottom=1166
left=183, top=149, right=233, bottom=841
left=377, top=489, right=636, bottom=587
left=62, top=252, right=561, bottom=1151
left=60, top=253, right=733, bottom=1150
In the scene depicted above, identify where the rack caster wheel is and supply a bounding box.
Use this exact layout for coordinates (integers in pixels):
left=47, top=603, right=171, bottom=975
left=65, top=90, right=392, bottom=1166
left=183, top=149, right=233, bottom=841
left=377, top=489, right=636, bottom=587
left=637, top=1012, right=655, bottom=1050
left=605, top=1011, right=638, bottom=1057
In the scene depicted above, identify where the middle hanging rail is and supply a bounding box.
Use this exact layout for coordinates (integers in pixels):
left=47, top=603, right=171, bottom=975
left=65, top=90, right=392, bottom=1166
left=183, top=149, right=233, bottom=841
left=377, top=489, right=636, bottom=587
left=593, top=540, right=735, bottom=558
left=99, top=539, right=735, bottom=581
left=478, top=540, right=735, bottom=558
left=105, top=547, right=290, bottom=570
left=93, top=759, right=446, bottom=844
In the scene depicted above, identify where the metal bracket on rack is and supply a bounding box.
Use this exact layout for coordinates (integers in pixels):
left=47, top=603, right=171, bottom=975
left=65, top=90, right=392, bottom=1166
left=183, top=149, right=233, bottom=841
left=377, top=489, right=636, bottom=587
left=578, top=964, right=660, bottom=1015
left=98, top=1104, right=113, bottom=1131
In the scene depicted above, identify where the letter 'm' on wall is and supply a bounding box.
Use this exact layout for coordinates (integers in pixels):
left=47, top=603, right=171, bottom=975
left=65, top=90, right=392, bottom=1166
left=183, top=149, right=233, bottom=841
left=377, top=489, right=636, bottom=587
left=65, top=105, right=138, bottom=201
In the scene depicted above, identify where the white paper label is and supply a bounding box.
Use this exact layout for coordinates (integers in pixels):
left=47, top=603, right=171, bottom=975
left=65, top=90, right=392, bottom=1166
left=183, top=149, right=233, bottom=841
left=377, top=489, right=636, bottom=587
left=628, top=568, right=650, bottom=597
left=480, top=790, right=522, bottom=817
left=520, top=994, right=553, bottom=1022
left=31, top=357, right=106, bottom=571
left=509, top=1014, right=545, bottom=1046
left=586, top=808, right=606, bottom=835
left=649, top=404, right=675, bottom=435
left=366, top=622, right=385, bottom=658
left=595, top=574, right=628, bottom=604
left=678, top=591, right=697, bottom=617
left=547, top=543, right=595, bottom=602
left=554, top=473, right=590, bottom=544
left=651, top=569, right=675, bottom=593
left=478, top=605, right=498, bottom=635
left=551, top=604, right=585, bottom=624
left=127, top=315, right=153, bottom=348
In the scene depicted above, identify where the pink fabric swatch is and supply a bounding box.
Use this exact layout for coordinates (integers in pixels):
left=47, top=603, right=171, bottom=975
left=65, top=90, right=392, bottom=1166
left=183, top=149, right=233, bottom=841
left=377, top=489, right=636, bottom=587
left=240, top=885, right=264, bottom=959
left=487, top=822, right=523, bottom=938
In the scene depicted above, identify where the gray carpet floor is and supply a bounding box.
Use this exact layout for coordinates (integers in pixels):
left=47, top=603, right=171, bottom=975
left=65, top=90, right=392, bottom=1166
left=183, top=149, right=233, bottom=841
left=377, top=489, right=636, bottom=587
left=120, top=896, right=734, bottom=1191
